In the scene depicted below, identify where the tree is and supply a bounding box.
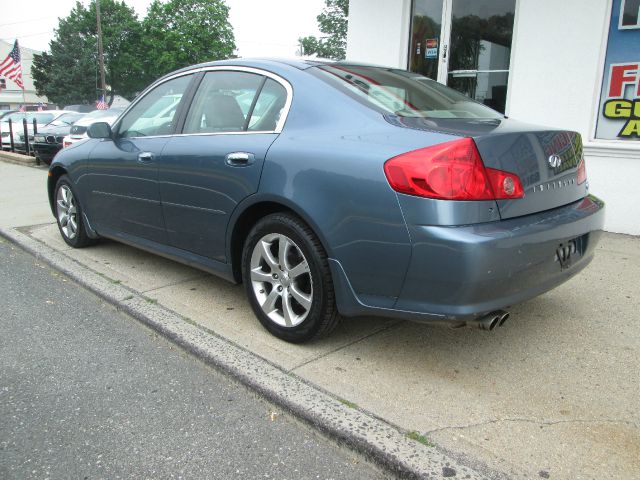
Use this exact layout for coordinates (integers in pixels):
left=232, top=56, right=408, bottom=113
left=32, top=0, right=146, bottom=106
left=142, top=0, right=236, bottom=82
left=299, top=0, right=349, bottom=60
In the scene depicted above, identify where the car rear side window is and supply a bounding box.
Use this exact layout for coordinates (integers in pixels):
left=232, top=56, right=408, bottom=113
left=118, top=74, right=192, bottom=138
left=183, top=71, right=265, bottom=134
left=247, top=79, right=287, bottom=132
left=315, top=65, right=502, bottom=120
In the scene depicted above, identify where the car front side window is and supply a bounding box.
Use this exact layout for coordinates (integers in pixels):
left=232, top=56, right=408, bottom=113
left=118, top=74, right=192, bottom=138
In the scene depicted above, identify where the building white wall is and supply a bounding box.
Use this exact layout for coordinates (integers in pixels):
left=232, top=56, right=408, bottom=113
left=346, top=0, right=411, bottom=68
left=508, top=0, right=640, bottom=235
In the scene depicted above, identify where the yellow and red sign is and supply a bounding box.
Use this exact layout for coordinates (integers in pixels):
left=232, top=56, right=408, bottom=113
left=596, top=0, right=640, bottom=140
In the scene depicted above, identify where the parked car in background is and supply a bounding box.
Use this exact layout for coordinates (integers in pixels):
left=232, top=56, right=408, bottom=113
left=32, top=112, right=86, bottom=165
left=48, top=59, right=605, bottom=343
left=62, top=108, right=124, bottom=148
left=63, top=104, right=97, bottom=113
left=0, top=110, right=18, bottom=144
left=3, top=111, right=68, bottom=153
left=1, top=111, right=23, bottom=149
left=0, top=109, right=17, bottom=120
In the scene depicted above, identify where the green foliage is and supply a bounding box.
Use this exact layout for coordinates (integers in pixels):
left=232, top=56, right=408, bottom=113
left=299, top=0, right=348, bottom=60
left=406, top=431, right=434, bottom=447
left=31, top=0, right=236, bottom=106
left=32, top=0, right=145, bottom=106
left=142, top=0, right=236, bottom=82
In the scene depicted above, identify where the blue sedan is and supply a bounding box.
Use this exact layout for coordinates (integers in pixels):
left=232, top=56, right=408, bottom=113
left=48, top=59, right=605, bottom=343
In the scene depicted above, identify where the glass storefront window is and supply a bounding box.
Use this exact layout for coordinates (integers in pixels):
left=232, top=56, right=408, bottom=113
left=408, top=0, right=516, bottom=114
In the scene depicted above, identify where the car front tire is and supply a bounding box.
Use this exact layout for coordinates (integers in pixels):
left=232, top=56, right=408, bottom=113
left=242, top=213, right=340, bottom=343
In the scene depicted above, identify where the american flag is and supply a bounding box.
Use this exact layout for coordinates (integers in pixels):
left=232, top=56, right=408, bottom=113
left=37, top=102, right=46, bottom=111
left=0, top=40, right=24, bottom=90
left=96, top=95, right=109, bottom=110
left=19, top=105, right=26, bottom=112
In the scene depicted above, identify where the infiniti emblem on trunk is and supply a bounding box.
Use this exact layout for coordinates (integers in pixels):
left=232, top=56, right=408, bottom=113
left=548, top=154, right=562, bottom=168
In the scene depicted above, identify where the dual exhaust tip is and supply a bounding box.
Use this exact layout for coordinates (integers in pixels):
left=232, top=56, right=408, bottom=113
left=466, top=310, right=509, bottom=331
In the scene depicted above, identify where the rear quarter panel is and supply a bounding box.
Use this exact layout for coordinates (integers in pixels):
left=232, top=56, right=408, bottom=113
left=253, top=67, right=458, bottom=304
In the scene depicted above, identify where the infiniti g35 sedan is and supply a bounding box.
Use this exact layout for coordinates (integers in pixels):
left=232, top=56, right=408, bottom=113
left=47, top=58, right=605, bottom=343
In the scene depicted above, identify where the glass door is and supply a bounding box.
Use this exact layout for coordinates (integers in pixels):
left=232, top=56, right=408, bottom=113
left=408, top=0, right=516, bottom=113
left=408, top=0, right=445, bottom=81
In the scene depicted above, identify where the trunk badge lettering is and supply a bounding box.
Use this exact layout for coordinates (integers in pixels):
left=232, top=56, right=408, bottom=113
left=532, top=177, right=576, bottom=193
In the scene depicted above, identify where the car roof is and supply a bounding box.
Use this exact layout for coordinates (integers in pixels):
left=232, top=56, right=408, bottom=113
left=160, top=57, right=385, bottom=79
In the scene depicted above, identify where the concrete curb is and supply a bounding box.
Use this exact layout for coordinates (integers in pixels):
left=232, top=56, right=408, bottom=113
left=0, top=151, right=41, bottom=167
left=1, top=225, right=490, bottom=480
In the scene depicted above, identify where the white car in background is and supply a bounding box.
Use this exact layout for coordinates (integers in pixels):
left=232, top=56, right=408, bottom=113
left=62, top=108, right=124, bottom=148
left=1, top=110, right=68, bottom=152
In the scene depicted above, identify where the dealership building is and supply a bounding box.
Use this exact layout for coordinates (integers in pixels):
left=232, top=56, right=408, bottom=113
left=346, top=0, right=640, bottom=235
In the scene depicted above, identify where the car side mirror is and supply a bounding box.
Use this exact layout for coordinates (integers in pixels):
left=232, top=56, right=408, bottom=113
left=87, top=122, right=112, bottom=139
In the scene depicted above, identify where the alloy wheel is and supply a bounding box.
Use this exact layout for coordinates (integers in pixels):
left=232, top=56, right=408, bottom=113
left=249, top=233, right=313, bottom=328
left=56, top=185, right=78, bottom=240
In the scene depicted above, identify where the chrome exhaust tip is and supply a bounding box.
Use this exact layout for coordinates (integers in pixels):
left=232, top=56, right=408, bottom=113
left=466, top=310, right=509, bottom=331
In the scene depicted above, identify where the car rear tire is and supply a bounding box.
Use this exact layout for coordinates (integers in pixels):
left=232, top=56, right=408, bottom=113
left=242, top=213, right=340, bottom=343
left=54, top=175, right=95, bottom=248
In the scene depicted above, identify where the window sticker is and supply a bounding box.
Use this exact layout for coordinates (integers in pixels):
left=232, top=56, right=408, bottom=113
left=424, top=38, right=438, bottom=59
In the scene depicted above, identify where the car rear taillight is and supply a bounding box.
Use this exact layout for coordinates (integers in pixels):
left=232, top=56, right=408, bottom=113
left=576, top=156, right=587, bottom=185
left=383, top=137, right=524, bottom=201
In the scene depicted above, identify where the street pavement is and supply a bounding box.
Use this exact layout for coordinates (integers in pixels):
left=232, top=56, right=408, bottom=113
left=0, top=239, right=385, bottom=480
left=0, top=159, right=639, bottom=479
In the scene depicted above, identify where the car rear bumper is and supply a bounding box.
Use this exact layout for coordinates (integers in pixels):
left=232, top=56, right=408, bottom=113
left=330, top=195, right=605, bottom=324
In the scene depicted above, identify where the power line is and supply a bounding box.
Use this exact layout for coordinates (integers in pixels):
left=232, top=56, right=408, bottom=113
left=0, top=16, right=57, bottom=27
left=1, top=30, right=53, bottom=40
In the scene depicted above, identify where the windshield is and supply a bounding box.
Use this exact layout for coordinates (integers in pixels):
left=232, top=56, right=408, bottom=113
left=29, top=113, right=56, bottom=123
left=83, top=108, right=123, bottom=120
left=2, top=112, right=28, bottom=123
left=315, top=65, right=503, bottom=120
left=48, top=112, right=84, bottom=126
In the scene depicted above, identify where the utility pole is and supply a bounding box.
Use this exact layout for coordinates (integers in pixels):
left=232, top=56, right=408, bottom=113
left=95, top=0, right=107, bottom=100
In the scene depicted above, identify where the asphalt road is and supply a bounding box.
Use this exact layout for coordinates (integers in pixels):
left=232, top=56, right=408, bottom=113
left=0, top=239, right=385, bottom=480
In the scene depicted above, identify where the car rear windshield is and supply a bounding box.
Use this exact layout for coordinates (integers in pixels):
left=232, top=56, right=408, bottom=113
left=315, top=65, right=502, bottom=120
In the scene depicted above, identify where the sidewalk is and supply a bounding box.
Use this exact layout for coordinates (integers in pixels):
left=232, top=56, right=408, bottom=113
left=1, top=160, right=638, bottom=479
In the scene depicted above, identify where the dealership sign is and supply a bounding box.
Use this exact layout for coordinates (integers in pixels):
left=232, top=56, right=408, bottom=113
left=596, top=0, right=640, bottom=140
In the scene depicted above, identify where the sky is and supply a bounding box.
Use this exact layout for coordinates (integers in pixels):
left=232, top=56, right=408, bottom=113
left=0, top=0, right=325, bottom=57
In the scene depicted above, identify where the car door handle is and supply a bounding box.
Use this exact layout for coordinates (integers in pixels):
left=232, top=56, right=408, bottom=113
left=138, top=152, right=155, bottom=162
left=225, top=152, right=255, bottom=167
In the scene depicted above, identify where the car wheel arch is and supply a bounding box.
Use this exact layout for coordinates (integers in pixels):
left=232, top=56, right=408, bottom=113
left=227, top=197, right=334, bottom=284
left=48, top=166, right=68, bottom=215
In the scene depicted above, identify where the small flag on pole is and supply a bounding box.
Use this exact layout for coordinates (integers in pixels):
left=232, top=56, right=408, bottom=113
left=19, top=105, right=26, bottom=112
left=37, top=102, right=46, bottom=111
left=0, top=40, right=24, bottom=90
left=96, top=95, right=108, bottom=110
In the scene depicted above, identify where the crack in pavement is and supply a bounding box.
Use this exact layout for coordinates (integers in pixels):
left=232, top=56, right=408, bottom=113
left=140, top=274, right=211, bottom=293
left=287, top=319, right=405, bottom=373
left=424, top=417, right=640, bottom=436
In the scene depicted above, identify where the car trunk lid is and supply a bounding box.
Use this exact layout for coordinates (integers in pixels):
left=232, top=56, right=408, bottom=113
left=384, top=116, right=588, bottom=219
